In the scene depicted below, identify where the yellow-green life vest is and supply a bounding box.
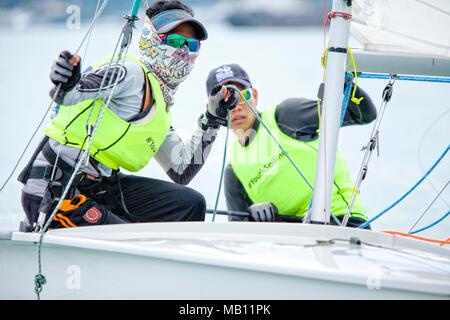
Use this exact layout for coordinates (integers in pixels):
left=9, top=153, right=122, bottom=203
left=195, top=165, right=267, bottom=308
left=45, top=55, right=171, bottom=172
left=230, top=105, right=367, bottom=221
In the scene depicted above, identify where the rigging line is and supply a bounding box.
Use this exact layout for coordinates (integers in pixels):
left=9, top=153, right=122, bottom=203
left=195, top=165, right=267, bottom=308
left=52, top=0, right=105, bottom=179
left=212, top=111, right=231, bottom=222
left=328, top=238, right=450, bottom=271
left=416, top=108, right=450, bottom=210
left=341, top=80, right=353, bottom=125
left=410, top=209, right=450, bottom=235
left=408, top=177, right=450, bottom=233
left=87, top=52, right=130, bottom=151
left=81, top=6, right=139, bottom=136
left=39, top=29, right=126, bottom=232
left=357, top=73, right=450, bottom=84
left=229, top=85, right=341, bottom=226
left=41, top=34, right=132, bottom=235
left=0, top=0, right=109, bottom=196
left=441, top=237, right=450, bottom=247
left=383, top=231, right=450, bottom=246
left=36, top=44, right=132, bottom=301
left=358, top=144, right=450, bottom=229
left=73, top=0, right=110, bottom=55
left=81, top=37, right=125, bottom=140
left=81, top=0, right=103, bottom=67
left=322, top=0, right=328, bottom=50
left=227, top=85, right=313, bottom=190
left=35, top=11, right=137, bottom=299
left=342, top=79, right=395, bottom=227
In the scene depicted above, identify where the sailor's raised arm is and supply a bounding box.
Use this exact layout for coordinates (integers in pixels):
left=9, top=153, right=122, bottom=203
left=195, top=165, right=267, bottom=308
left=154, top=125, right=219, bottom=185
left=153, top=87, right=241, bottom=185
left=49, top=51, right=144, bottom=108
left=48, top=50, right=81, bottom=104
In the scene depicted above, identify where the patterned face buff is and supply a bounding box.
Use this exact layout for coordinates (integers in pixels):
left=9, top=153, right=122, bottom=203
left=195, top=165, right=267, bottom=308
left=139, top=16, right=199, bottom=106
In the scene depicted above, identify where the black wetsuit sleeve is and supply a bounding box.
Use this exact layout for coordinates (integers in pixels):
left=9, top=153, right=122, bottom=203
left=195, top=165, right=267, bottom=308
left=275, top=84, right=377, bottom=141
left=224, top=164, right=252, bottom=221
left=341, top=84, right=378, bottom=126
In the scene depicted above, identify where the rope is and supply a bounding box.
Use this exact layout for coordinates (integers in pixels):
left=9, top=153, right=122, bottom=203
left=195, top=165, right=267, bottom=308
left=347, top=48, right=364, bottom=105
left=81, top=0, right=102, bottom=68
left=33, top=0, right=111, bottom=300
left=408, top=178, right=450, bottom=233
left=358, top=144, right=450, bottom=229
left=229, top=85, right=344, bottom=225
left=212, top=112, right=231, bottom=222
left=36, top=55, right=129, bottom=296
left=383, top=231, right=450, bottom=246
left=357, top=72, right=450, bottom=83
left=229, top=85, right=314, bottom=190
left=441, top=237, right=450, bottom=247
left=416, top=108, right=450, bottom=210
left=34, top=0, right=139, bottom=300
left=327, top=11, right=352, bottom=20
left=318, top=46, right=364, bottom=224
left=341, top=80, right=352, bottom=125
left=409, top=209, right=450, bottom=235
left=342, top=79, right=395, bottom=227
left=0, top=0, right=109, bottom=196
left=73, top=0, right=110, bottom=55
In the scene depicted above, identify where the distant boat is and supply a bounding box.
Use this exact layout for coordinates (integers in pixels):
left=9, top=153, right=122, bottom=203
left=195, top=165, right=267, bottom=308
left=224, top=0, right=328, bottom=27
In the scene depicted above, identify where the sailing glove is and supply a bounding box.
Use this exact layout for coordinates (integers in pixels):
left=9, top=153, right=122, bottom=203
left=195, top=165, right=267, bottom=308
left=203, top=85, right=240, bottom=128
left=50, top=50, right=81, bottom=92
left=49, top=195, right=126, bottom=229
left=247, top=202, right=281, bottom=222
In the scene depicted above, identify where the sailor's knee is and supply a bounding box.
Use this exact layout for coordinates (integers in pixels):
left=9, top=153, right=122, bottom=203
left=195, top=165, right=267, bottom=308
left=180, top=187, right=206, bottom=221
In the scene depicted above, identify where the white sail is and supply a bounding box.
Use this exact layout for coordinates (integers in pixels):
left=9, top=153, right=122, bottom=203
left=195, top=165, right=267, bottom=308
left=351, top=0, right=450, bottom=57
left=350, top=0, right=450, bottom=76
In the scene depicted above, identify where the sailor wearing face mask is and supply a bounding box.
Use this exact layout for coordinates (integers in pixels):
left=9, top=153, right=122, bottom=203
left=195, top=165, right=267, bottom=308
left=19, top=1, right=234, bottom=228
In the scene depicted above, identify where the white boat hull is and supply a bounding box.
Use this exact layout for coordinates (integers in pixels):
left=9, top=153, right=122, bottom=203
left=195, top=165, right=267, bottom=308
left=1, top=223, right=449, bottom=299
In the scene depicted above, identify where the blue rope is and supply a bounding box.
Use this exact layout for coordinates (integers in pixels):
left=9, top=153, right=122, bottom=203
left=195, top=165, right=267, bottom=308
left=409, top=209, right=450, bottom=234
left=358, top=144, right=450, bottom=229
left=341, top=81, right=353, bottom=125
left=358, top=72, right=450, bottom=83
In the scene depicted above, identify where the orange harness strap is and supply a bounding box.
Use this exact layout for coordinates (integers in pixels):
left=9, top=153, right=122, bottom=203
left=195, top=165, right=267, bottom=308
left=141, top=71, right=151, bottom=114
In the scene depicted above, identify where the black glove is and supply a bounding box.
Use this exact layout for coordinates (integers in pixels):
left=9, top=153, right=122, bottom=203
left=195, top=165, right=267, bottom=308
left=247, top=202, right=280, bottom=222
left=50, top=50, right=81, bottom=92
left=202, top=85, right=240, bottom=128
left=49, top=195, right=126, bottom=229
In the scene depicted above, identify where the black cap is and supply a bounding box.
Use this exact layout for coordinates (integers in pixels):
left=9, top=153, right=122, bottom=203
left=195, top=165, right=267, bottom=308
left=206, top=64, right=252, bottom=95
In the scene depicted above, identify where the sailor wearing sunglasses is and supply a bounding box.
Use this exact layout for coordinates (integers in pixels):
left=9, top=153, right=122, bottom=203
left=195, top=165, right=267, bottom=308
left=19, top=1, right=229, bottom=228
left=206, top=64, right=378, bottom=227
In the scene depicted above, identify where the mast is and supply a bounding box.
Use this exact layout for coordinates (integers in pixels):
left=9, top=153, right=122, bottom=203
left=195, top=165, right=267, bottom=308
left=309, top=0, right=352, bottom=224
